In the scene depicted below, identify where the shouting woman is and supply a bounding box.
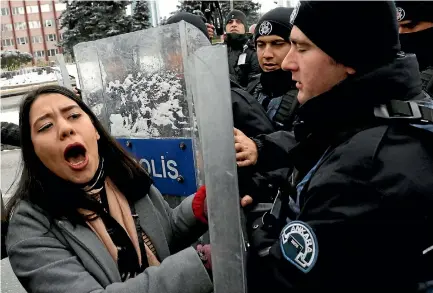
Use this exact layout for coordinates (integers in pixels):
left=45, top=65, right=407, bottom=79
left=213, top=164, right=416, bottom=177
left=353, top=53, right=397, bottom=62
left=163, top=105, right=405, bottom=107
left=5, top=85, right=213, bottom=293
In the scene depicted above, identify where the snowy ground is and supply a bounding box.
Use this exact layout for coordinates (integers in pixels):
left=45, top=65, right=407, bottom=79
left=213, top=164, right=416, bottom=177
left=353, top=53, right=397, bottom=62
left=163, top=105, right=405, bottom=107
left=0, top=63, right=80, bottom=88
left=0, top=110, right=19, bottom=124
left=0, top=71, right=57, bottom=87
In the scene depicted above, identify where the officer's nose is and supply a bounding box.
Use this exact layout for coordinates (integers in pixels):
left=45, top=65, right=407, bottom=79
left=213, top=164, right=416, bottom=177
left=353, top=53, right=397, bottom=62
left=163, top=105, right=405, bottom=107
left=282, top=46, right=298, bottom=72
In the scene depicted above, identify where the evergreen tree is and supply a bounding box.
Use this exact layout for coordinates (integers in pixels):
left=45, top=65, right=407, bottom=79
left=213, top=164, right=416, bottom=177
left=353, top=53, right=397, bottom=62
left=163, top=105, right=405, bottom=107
left=1, top=50, right=33, bottom=70
left=60, top=1, right=132, bottom=56
left=173, top=0, right=201, bottom=14
left=132, top=1, right=152, bottom=31
left=220, top=1, right=261, bottom=25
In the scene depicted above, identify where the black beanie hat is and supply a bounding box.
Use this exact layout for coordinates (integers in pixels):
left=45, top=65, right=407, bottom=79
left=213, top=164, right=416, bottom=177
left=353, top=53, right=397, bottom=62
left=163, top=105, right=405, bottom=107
left=254, top=7, right=294, bottom=42
left=290, top=1, right=401, bottom=73
left=394, top=1, right=433, bottom=23
left=225, top=9, right=247, bottom=27
left=166, top=12, right=209, bottom=39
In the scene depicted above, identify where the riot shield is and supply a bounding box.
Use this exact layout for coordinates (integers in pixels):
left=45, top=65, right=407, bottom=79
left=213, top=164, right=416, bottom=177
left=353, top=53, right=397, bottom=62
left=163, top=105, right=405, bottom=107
left=73, top=21, right=247, bottom=293
left=74, top=21, right=210, bottom=197
left=189, top=45, right=248, bottom=293
left=55, top=54, right=73, bottom=90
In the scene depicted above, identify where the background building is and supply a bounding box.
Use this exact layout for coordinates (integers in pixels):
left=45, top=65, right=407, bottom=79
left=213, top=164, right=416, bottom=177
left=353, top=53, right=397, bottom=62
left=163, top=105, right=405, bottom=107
left=1, top=0, right=66, bottom=65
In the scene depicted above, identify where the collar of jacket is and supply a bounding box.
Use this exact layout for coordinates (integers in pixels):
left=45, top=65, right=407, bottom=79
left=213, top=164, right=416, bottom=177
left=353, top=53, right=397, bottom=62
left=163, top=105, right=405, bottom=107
left=293, top=54, right=424, bottom=142
left=260, top=69, right=295, bottom=97
left=225, top=33, right=249, bottom=50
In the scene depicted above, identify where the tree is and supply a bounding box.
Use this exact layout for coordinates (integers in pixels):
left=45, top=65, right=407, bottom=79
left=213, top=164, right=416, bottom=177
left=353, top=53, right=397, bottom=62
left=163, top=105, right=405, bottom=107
left=132, top=1, right=151, bottom=31
left=174, top=1, right=201, bottom=14
left=220, top=1, right=261, bottom=25
left=60, top=1, right=132, bottom=57
left=1, top=50, right=33, bottom=70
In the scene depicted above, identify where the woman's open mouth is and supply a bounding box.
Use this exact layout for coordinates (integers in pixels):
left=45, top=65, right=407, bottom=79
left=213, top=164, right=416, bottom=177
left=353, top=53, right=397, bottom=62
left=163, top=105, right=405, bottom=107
left=63, top=142, right=89, bottom=170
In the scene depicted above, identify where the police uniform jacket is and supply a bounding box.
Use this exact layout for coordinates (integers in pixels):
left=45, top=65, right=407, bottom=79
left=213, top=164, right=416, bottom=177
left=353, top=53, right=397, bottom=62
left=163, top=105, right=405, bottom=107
left=248, top=54, right=433, bottom=292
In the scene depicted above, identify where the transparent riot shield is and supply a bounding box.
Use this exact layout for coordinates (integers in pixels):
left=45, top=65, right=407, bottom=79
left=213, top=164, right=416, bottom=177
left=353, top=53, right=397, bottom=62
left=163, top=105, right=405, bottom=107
left=55, top=54, right=73, bottom=90
left=189, top=45, right=248, bottom=293
left=73, top=21, right=246, bottom=293
left=74, top=21, right=209, bottom=197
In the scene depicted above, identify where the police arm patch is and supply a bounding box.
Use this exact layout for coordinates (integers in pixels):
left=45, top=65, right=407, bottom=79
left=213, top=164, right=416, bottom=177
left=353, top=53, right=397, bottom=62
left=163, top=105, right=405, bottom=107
left=280, top=221, right=319, bottom=273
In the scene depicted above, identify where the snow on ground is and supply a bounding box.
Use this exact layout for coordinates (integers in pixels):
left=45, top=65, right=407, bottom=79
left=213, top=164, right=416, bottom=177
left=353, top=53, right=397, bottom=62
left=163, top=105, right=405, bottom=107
left=1, top=71, right=57, bottom=87
left=0, top=110, right=19, bottom=124
left=0, top=63, right=80, bottom=88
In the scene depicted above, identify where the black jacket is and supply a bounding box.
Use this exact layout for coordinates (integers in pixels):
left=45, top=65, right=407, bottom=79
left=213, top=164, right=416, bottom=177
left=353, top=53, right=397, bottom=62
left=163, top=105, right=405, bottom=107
left=248, top=54, right=433, bottom=292
left=224, top=34, right=260, bottom=88
left=248, top=70, right=299, bottom=131
left=1, top=122, right=20, bottom=147
left=230, top=80, right=274, bottom=138
left=230, top=81, right=288, bottom=203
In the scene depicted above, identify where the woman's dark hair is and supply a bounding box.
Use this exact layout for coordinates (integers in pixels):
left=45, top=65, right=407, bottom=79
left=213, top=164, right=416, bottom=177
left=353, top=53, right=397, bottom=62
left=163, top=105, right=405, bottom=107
left=6, top=85, right=152, bottom=224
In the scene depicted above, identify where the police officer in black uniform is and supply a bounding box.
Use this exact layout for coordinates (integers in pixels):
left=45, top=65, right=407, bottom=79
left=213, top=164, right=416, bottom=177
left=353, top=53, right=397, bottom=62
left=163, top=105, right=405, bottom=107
left=233, top=2, right=433, bottom=292
left=247, top=7, right=299, bottom=131
left=395, top=1, right=433, bottom=98
left=223, top=10, right=260, bottom=87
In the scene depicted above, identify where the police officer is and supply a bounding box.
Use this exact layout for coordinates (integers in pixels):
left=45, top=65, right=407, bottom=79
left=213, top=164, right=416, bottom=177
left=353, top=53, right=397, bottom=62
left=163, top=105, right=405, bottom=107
left=233, top=2, right=433, bottom=291
left=248, top=7, right=298, bottom=131
left=223, top=10, right=260, bottom=87
left=395, top=1, right=433, bottom=97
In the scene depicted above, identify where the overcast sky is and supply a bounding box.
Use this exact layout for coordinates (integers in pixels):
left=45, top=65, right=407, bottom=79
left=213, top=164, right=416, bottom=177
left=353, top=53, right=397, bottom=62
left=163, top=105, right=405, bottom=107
left=158, top=0, right=285, bottom=19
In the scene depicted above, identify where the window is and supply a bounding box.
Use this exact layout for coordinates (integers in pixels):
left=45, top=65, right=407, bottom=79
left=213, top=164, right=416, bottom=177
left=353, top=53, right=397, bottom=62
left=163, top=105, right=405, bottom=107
left=34, top=50, right=45, bottom=58
left=26, top=5, right=39, bottom=13
left=29, top=21, right=41, bottom=29
left=32, top=35, right=43, bottom=43
left=16, top=37, right=29, bottom=45
left=1, top=38, right=14, bottom=47
left=44, top=19, right=54, bottom=27
left=1, top=24, right=13, bottom=31
left=47, top=49, right=58, bottom=57
left=40, top=4, right=51, bottom=12
left=1, top=8, right=9, bottom=15
left=55, top=3, right=66, bottom=11
left=12, top=7, right=25, bottom=15
left=46, top=34, right=57, bottom=42
left=15, top=22, right=27, bottom=30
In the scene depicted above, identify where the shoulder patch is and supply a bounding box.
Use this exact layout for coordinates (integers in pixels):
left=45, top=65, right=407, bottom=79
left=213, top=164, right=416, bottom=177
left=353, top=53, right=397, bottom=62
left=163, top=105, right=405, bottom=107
left=280, top=221, right=318, bottom=273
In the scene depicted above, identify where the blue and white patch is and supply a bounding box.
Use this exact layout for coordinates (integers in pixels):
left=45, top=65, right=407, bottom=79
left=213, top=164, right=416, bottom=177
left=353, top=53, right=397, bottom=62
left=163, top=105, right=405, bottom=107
left=280, top=221, right=318, bottom=273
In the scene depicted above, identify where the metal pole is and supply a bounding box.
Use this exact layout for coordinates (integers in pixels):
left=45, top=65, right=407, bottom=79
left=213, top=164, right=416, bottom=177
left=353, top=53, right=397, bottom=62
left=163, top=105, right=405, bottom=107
left=230, top=0, right=234, bottom=10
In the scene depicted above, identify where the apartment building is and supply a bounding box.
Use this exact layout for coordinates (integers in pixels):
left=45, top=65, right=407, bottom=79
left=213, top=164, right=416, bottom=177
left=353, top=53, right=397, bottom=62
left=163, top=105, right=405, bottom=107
left=1, top=0, right=66, bottom=65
